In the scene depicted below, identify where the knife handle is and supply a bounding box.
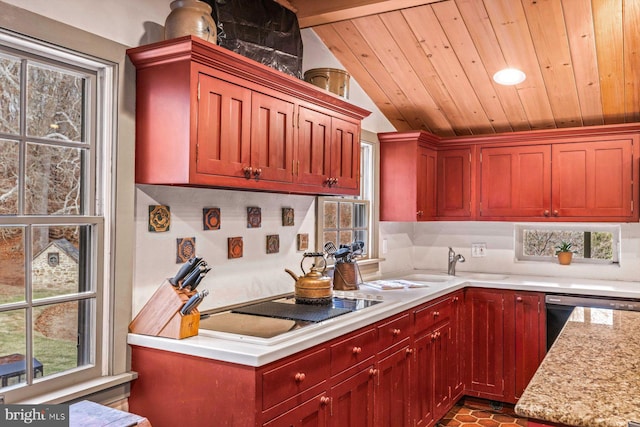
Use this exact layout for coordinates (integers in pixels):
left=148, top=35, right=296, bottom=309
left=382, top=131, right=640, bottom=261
left=169, top=256, right=202, bottom=286
left=190, top=267, right=211, bottom=291
left=180, top=293, right=201, bottom=315
left=180, top=262, right=207, bottom=290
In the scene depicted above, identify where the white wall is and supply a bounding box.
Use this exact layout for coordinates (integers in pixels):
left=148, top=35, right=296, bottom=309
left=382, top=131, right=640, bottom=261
left=380, top=221, right=640, bottom=282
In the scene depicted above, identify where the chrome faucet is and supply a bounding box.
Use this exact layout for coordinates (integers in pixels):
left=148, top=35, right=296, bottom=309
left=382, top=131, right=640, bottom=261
left=448, top=247, right=465, bottom=276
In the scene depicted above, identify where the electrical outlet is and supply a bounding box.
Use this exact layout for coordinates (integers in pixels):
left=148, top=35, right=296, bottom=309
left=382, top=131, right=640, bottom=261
left=471, top=243, right=487, bottom=257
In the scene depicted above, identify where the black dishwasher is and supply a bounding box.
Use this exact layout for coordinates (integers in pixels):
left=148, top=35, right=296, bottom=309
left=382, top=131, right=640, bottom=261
left=545, top=294, right=640, bottom=350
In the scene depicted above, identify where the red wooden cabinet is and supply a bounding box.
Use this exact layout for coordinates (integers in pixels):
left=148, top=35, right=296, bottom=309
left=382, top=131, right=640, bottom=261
left=127, top=36, right=369, bottom=196
left=263, top=393, right=329, bottom=427
left=375, top=344, right=412, bottom=427
left=437, top=147, right=473, bottom=218
left=378, top=132, right=438, bottom=221
left=329, top=365, right=375, bottom=427
left=449, top=292, right=465, bottom=401
left=479, top=145, right=551, bottom=218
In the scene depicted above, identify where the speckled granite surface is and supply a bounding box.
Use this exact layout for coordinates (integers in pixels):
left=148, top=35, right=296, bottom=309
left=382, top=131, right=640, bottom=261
left=515, top=308, right=640, bottom=427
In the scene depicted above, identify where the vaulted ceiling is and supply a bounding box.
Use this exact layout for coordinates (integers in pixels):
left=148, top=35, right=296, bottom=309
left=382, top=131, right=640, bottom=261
left=285, top=0, right=640, bottom=136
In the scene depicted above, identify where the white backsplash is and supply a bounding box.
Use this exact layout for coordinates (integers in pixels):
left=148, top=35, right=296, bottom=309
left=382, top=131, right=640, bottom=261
left=380, top=221, right=640, bottom=282
left=134, top=185, right=316, bottom=313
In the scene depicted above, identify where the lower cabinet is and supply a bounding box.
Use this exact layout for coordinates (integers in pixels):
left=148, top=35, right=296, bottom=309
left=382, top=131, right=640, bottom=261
left=329, top=365, right=375, bottom=427
left=375, top=343, right=412, bottom=426
left=263, top=393, right=330, bottom=427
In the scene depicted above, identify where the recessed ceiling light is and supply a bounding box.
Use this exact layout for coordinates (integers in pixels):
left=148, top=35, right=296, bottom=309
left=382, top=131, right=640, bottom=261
left=493, top=68, right=526, bottom=85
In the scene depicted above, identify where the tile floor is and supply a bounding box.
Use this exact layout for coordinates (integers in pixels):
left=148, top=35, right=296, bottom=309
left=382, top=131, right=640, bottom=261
left=438, top=399, right=528, bottom=427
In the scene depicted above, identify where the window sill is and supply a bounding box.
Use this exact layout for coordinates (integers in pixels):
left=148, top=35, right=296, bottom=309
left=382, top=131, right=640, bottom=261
left=17, top=372, right=137, bottom=404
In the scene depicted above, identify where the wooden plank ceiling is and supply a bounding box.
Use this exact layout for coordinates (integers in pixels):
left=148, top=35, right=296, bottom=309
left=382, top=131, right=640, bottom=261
left=287, top=0, right=640, bottom=136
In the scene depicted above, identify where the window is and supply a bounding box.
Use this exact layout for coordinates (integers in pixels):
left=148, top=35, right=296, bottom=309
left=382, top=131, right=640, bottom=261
left=317, top=141, right=374, bottom=261
left=0, top=30, right=112, bottom=400
left=515, top=224, right=620, bottom=264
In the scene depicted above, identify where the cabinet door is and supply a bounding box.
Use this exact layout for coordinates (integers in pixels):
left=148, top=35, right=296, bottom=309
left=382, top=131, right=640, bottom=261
left=514, top=292, right=546, bottom=400
left=438, top=148, right=472, bottom=217
left=375, top=345, right=411, bottom=427
left=251, top=92, right=295, bottom=183
left=263, top=393, right=329, bottom=427
left=466, top=288, right=505, bottom=399
left=449, top=292, right=464, bottom=400
left=413, top=333, right=434, bottom=427
left=432, top=323, right=451, bottom=422
left=297, top=106, right=332, bottom=187
left=197, top=73, right=252, bottom=178
left=480, top=145, right=551, bottom=217
left=552, top=139, right=634, bottom=218
left=330, top=117, right=360, bottom=191
left=418, top=146, right=438, bottom=220
left=329, top=366, right=375, bottom=427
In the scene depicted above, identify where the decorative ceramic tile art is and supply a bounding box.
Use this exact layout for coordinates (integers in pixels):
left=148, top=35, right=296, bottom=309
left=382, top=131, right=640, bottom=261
left=176, top=237, right=196, bottom=263
left=282, top=208, right=294, bottom=226
left=202, top=207, right=221, bottom=230
left=297, top=233, right=309, bottom=251
left=148, top=205, right=170, bottom=232
left=266, top=235, right=280, bottom=254
left=228, top=236, right=243, bottom=259
left=247, top=207, right=261, bottom=228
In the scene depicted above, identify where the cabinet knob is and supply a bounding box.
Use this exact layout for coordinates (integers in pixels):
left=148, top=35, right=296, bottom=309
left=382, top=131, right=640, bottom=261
left=253, top=168, right=262, bottom=178
left=392, top=328, right=401, bottom=336
left=406, top=348, right=413, bottom=356
left=352, top=346, right=362, bottom=355
left=553, top=210, right=559, bottom=216
left=431, top=333, right=437, bottom=341
left=332, top=177, right=339, bottom=186
left=543, top=210, right=550, bottom=216
left=433, top=311, right=440, bottom=317
left=369, top=368, right=378, bottom=377
left=294, top=372, right=306, bottom=382
left=320, top=396, right=330, bottom=405
left=453, top=296, right=459, bottom=302
left=243, top=166, right=253, bottom=178
left=417, top=211, right=423, bottom=217
left=516, top=296, right=523, bottom=302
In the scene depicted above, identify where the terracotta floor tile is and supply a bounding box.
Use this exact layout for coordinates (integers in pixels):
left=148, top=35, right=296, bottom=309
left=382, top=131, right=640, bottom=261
left=438, top=400, right=528, bottom=427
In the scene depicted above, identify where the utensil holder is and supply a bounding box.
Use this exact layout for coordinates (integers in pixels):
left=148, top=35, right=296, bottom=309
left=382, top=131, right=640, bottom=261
left=333, top=262, right=361, bottom=291
left=128, top=281, right=200, bottom=339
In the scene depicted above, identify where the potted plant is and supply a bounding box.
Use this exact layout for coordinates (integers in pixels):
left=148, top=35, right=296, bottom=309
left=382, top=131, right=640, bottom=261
left=555, top=241, right=574, bottom=265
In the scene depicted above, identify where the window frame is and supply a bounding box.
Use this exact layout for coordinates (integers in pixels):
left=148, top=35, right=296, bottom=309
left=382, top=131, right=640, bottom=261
left=514, top=223, right=621, bottom=265
left=0, top=27, right=114, bottom=403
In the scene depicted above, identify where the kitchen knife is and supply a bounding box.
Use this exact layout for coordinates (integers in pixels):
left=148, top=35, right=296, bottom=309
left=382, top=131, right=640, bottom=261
left=169, top=256, right=202, bottom=286
left=180, top=262, right=207, bottom=290
left=180, top=289, right=209, bottom=315
left=189, top=267, right=212, bottom=291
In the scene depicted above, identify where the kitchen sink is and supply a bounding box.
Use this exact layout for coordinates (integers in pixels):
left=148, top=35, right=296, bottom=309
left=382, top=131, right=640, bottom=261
left=398, top=273, right=452, bottom=283
left=457, top=272, right=509, bottom=281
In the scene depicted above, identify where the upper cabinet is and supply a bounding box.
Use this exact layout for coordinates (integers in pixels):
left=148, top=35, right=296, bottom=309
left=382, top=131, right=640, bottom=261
left=379, top=126, right=640, bottom=222
left=127, top=36, right=370, bottom=196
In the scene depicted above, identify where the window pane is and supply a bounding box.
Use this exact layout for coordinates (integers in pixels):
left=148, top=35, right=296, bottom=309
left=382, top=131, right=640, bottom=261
left=324, top=201, right=337, bottom=228
left=339, top=203, right=352, bottom=228
left=354, top=230, right=368, bottom=256
left=32, top=225, right=90, bottom=299
left=27, top=64, right=84, bottom=141
left=33, top=299, right=93, bottom=379
left=25, top=143, right=84, bottom=215
left=324, top=231, right=337, bottom=247
left=0, top=139, right=19, bottom=215
left=354, top=203, right=367, bottom=228
left=0, top=227, right=25, bottom=304
left=0, top=56, right=21, bottom=135
left=338, top=230, right=353, bottom=246
left=0, top=310, right=27, bottom=390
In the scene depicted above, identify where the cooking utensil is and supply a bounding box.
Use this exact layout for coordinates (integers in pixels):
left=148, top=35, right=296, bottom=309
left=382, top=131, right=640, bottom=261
left=169, top=256, right=202, bottom=286
left=323, top=241, right=337, bottom=256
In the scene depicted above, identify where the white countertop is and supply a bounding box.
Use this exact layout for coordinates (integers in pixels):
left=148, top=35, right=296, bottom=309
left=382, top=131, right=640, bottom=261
left=127, top=270, right=640, bottom=367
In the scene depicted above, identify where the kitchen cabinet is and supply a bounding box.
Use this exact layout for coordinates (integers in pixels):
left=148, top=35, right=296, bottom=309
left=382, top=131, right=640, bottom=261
left=263, top=393, right=329, bottom=427
left=465, top=288, right=546, bottom=404
left=329, top=366, right=375, bottom=427
left=479, top=137, right=637, bottom=220
left=378, top=132, right=438, bottom=221
left=438, top=147, right=473, bottom=218
left=127, top=36, right=369, bottom=196
left=375, top=343, right=412, bottom=427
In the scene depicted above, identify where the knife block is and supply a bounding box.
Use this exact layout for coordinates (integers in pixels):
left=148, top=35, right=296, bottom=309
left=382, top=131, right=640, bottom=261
left=129, top=281, right=200, bottom=339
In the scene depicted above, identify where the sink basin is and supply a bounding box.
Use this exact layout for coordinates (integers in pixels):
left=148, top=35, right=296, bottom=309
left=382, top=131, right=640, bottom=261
left=457, top=272, right=509, bottom=281
left=398, top=274, right=452, bottom=283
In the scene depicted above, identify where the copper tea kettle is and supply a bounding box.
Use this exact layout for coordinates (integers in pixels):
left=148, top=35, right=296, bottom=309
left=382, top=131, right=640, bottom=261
left=285, top=252, right=333, bottom=305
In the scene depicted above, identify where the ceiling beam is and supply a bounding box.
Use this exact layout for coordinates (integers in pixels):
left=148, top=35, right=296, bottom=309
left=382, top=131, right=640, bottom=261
left=290, top=0, right=445, bottom=28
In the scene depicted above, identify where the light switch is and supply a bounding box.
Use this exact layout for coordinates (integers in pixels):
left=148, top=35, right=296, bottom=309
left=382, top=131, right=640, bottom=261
left=471, top=243, right=487, bottom=257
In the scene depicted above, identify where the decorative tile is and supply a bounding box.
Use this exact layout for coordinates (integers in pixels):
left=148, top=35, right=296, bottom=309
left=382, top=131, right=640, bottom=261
left=176, top=237, right=196, bottom=263
left=247, top=207, right=261, bottom=228
left=282, top=207, right=295, bottom=226
left=228, top=236, right=243, bottom=259
left=297, top=233, right=309, bottom=251
left=266, top=234, right=280, bottom=254
left=203, top=207, right=221, bottom=230
left=148, top=205, right=170, bottom=232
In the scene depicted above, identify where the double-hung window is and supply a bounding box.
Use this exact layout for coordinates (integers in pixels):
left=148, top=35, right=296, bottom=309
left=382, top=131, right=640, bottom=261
left=0, top=30, right=111, bottom=401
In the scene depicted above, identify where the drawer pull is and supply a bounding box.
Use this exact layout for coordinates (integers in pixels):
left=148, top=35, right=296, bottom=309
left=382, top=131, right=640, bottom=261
left=453, top=296, right=459, bottom=302
left=352, top=346, right=362, bottom=355
left=433, top=311, right=440, bottom=317
left=406, top=348, right=414, bottom=356
left=392, top=328, right=401, bottom=336
left=516, top=296, right=523, bottom=302
left=294, top=372, right=306, bottom=382
left=320, top=396, right=330, bottom=405
left=242, top=166, right=253, bottom=178
left=369, top=368, right=378, bottom=377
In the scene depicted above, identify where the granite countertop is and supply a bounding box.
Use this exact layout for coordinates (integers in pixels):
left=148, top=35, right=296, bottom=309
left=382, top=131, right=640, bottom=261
left=515, top=309, right=640, bottom=427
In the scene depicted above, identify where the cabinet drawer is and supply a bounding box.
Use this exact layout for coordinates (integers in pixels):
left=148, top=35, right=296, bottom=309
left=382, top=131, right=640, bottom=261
left=377, top=313, right=412, bottom=352
left=262, top=348, right=328, bottom=410
left=414, top=298, right=452, bottom=335
left=330, top=327, right=377, bottom=376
